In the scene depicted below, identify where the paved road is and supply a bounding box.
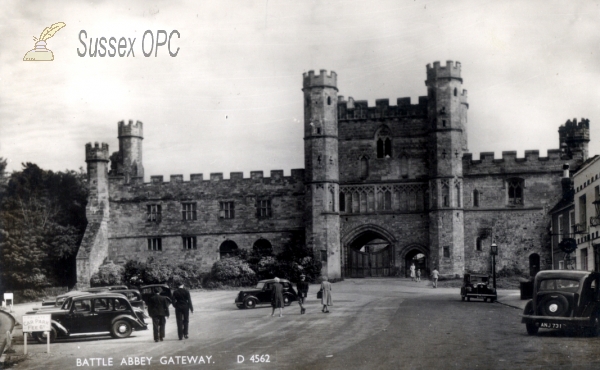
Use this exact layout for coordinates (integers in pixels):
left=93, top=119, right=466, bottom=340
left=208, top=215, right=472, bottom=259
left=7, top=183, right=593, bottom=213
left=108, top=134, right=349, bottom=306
left=8, top=279, right=600, bottom=369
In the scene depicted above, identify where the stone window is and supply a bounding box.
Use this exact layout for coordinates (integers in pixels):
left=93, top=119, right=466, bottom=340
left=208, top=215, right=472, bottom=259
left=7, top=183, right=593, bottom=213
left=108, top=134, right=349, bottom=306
left=181, top=202, right=197, bottom=221
left=329, top=187, right=336, bottom=212
left=473, top=189, right=480, bottom=207
left=581, top=248, right=588, bottom=270
left=455, top=182, right=461, bottom=207
left=219, top=240, right=238, bottom=259
left=320, top=250, right=328, bottom=262
left=376, top=127, right=392, bottom=159
left=454, top=87, right=457, bottom=96
left=507, top=178, right=524, bottom=205
left=442, top=183, right=450, bottom=207
left=579, top=194, right=587, bottom=231
left=147, top=238, right=162, bottom=251
left=182, top=236, right=197, bottom=250
left=339, top=192, right=346, bottom=212
left=359, top=157, right=369, bottom=179
left=327, top=96, right=331, bottom=105
left=219, top=201, right=235, bottom=219
left=257, top=199, right=272, bottom=218
left=443, top=246, right=450, bottom=258
left=476, top=237, right=483, bottom=251
left=147, top=204, right=162, bottom=222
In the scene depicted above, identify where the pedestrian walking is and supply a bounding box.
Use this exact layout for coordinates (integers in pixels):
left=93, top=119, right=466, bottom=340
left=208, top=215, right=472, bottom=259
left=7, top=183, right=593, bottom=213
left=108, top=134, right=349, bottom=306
left=296, top=274, right=309, bottom=314
left=410, top=263, right=416, bottom=281
left=147, top=287, right=170, bottom=342
left=416, top=269, right=421, bottom=282
left=431, top=267, right=439, bottom=288
left=172, top=281, right=194, bottom=340
left=320, top=276, right=333, bottom=313
left=271, top=277, right=285, bottom=317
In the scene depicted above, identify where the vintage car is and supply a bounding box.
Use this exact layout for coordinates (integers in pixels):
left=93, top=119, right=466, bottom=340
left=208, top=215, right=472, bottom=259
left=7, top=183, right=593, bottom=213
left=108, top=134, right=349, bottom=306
left=235, top=279, right=298, bottom=309
left=41, top=286, right=129, bottom=307
left=109, top=290, right=146, bottom=311
left=28, top=293, right=147, bottom=343
left=140, top=284, right=173, bottom=305
left=460, top=273, right=497, bottom=302
left=521, top=270, right=600, bottom=335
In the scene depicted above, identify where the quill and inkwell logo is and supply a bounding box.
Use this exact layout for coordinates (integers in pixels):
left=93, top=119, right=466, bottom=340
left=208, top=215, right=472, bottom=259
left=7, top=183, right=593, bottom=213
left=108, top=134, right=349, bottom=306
left=23, top=22, right=66, bottom=61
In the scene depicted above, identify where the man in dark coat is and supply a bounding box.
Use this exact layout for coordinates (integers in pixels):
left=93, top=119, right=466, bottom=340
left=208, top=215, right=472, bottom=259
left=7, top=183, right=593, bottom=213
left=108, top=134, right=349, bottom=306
left=296, top=274, right=309, bottom=314
left=147, top=287, right=170, bottom=342
left=172, top=282, right=194, bottom=340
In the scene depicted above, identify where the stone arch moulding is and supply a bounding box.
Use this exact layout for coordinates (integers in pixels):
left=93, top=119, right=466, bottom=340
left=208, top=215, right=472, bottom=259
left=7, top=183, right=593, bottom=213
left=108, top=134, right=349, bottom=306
left=341, top=223, right=398, bottom=247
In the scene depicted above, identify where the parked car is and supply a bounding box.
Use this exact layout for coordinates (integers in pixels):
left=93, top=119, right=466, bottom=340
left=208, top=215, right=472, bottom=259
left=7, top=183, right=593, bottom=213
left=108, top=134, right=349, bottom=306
left=140, top=284, right=172, bottom=305
left=28, top=293, right=148, bottom=343
left=108, top=290, right=146, bottom=311
left=235, top=279, right=298, bottom=309
left=521, top=270, right=600, bottom=335
left=460, top=273, right=497, bottom=302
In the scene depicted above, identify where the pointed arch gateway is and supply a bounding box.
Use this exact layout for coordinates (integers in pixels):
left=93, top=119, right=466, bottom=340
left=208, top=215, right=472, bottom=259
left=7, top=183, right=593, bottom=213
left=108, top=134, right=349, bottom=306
left=342, top=224, right=397, bottom=278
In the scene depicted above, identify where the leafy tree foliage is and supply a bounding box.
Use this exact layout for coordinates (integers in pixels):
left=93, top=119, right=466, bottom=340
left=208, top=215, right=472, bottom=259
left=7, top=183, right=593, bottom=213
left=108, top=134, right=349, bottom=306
left=90, top=261, right=124, bottom=286
left=122, top=258, right=207, bottom=289
left=0, top=162, right=88, bottom=291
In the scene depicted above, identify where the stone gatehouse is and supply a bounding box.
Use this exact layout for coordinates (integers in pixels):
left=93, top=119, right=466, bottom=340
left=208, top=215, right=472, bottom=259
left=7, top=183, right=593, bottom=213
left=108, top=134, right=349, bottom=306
left=76, top=61, right=590, bottom=286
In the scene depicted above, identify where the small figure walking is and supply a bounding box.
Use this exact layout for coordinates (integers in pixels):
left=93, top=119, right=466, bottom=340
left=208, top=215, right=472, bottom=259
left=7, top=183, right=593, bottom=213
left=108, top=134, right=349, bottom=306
left=147, top=287, right=170, bottom=342
left=320, top=276, right=333, bottom=313
left=172, top=281, right=194, bottom=340
left=410, top=263, right=416, bottom=281
left=271, top=277, right=285, bottom=317
left=416, top=269, right=421, bottom=282
left=296, top=274, right=309, bottom=314
left=431, top=267, right=439, bottom=288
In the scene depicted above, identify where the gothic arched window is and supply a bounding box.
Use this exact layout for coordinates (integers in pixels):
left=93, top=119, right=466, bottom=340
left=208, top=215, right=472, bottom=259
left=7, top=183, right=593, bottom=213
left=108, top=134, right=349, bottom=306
left=375, top=126, right=392, bottom=158
left=507, top=178, right=524, bottom=205
left=473, top=189, right=480, bottom=207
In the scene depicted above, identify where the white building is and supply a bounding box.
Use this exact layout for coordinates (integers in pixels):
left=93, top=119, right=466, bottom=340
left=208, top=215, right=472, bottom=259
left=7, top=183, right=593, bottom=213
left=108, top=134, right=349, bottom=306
left=573, top=155, right=600, bottom=271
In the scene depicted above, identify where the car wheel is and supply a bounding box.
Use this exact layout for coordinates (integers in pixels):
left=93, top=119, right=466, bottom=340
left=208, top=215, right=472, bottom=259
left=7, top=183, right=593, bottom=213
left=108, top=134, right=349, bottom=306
left=526, top=322, right=539, bottom=335
left=489, top=297, right=496, bottom=303
left=34, top=328, right=57, bottom=343
left=244, top=297, right=257, bottom=309
left=283, top=295, right=292, bottom=306
left=539, top=294, right=569, bottom=317
left=111, top=320, right=133, bottom=339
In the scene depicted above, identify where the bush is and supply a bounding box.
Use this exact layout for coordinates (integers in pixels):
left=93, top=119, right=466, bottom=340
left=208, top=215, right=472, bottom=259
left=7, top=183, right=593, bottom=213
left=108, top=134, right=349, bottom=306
left=121, top=258, right=207, bottom=289
left=90, top=261, right=124, bottom=287
left=211, top=257, right=257, bottom=287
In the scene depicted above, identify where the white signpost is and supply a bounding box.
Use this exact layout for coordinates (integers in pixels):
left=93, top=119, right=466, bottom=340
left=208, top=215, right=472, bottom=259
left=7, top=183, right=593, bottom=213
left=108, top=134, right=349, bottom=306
left=22, top=314, right=52, bottom=354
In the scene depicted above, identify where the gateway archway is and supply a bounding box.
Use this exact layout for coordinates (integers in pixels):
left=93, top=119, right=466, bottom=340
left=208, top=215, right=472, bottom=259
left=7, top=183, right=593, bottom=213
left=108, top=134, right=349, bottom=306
left=344, top=228, right=395, bottom=278
left=404, top=248, right=428, bottom=278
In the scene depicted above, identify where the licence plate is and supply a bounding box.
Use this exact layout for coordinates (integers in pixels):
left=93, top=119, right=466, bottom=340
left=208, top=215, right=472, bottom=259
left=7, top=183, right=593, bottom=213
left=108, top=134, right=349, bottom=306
left=540, top=322, right=564, bottom=329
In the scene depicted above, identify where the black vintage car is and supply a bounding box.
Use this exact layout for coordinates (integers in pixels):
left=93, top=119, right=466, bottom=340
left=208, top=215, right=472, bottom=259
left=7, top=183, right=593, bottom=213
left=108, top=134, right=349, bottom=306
left=28, top=293, right=148, bottom=343
left=235, top=279, right=298, bottom=309
left=460, top=273, right=497, bottom=302
left=140, top=284, right=173, bottom=305
left=521, top=270, right=600, bottom=335
left=41, top=286, right=129, bottom=307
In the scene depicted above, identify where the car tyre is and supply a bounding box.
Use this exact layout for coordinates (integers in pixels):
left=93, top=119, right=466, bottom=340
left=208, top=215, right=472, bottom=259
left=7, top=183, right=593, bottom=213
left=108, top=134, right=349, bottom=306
left=283, top=294, right=292, bottom=306
left=111, top=319, right=133, bottom=339
left=244, top=297, right=257, bottom=309
left=34, top=328, right=57, bottom=343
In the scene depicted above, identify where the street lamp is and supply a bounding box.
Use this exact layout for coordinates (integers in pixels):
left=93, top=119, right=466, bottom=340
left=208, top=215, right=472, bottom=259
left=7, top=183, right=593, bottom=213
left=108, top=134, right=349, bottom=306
left=490, top=242, right=498, bottom=290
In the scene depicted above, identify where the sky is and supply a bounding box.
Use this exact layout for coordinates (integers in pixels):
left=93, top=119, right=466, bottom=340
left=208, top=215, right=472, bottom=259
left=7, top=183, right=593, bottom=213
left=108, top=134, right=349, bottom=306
left=1, top=0, right=600, bottom=180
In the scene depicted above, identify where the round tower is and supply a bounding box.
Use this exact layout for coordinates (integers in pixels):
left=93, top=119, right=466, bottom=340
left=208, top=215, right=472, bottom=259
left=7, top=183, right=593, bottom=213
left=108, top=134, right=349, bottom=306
left=426, top=61, right=467, bottom=277
left=302, top=69, right=341, bottom=279
left=117, top=120, right=144, bottom=180
left=85, top=142, right=110, bottom=214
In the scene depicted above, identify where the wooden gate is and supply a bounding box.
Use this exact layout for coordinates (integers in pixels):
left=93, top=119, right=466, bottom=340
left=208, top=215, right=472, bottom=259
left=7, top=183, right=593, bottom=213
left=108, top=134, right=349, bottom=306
left=347, top=245, right=393, bottom=277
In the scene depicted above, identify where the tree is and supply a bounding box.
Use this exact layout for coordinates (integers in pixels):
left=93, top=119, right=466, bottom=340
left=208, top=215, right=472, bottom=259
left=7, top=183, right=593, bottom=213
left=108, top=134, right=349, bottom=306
left=0, top=163, right=88, bottom=291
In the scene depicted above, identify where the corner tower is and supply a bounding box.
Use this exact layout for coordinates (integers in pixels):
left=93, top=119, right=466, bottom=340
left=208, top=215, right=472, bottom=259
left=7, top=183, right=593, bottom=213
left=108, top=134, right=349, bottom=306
left=426, top=61, right=468, bottom=277
left=559, top=118, right=590, bottom=162
left=303, top=70, right=341, bottom=279
left=114, top=120, right=144, bottom=180
left=76, top=142, right=111, bottom=287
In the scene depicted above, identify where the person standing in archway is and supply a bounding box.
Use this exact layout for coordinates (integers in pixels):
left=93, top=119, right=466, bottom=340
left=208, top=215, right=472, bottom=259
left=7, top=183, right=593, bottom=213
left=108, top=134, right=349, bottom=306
left=410, top=263, right=416, bottom=281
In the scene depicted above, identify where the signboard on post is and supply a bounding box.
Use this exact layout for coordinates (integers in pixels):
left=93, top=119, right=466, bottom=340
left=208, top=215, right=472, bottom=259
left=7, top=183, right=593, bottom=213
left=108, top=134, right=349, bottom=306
left=22, top=314, right=52, bottom=354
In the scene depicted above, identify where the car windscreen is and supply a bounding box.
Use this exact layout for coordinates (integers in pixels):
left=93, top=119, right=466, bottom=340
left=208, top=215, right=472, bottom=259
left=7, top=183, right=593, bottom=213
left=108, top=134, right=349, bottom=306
left=538, top=278, right=580, bottom=293
left=470, top=276, right=488, bottom=284
left=256, top=282, right=265, bottom=289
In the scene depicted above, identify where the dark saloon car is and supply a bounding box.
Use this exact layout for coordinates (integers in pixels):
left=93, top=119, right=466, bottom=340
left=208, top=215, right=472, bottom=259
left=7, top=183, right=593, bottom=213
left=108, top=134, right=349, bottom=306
left=235, top=279, right=298, bottom=309
left=140, top=284, right=172, bottom=305
left=41, top=286, right=128, bottom=307
left=29, top=293, right=147, bottom=343
left=460, top=273, right=497, bottom=302
left=521, top=270, right=600, bottom=335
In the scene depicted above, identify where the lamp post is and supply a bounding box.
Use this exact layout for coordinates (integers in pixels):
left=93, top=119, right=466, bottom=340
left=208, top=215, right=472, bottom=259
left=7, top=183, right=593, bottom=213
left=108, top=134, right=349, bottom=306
left=491, top=242, right=498, bottom=290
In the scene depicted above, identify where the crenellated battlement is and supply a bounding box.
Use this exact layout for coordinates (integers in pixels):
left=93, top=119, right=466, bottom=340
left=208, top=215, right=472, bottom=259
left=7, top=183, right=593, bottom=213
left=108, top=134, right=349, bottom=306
left=118, top=120, right=144, bottom=138
left=463, top=149, right=564, bottom=174
left=337, top=96, right=428, bottom=120
left=85, top=142, right=110, bottom=162
left=426, top=60, right=462, bottom=81
left=559, top=118, right=590, bottom=140
left=303, top=70, right=337, bottom=90
left=116, top=169, right=306, bottom=186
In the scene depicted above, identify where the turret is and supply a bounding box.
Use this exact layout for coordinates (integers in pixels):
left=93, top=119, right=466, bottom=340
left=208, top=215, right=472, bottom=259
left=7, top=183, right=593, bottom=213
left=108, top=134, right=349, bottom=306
left=85, top=142, right=110, bottom=210
left=111, top=120, right=144, bottom=181
left=559, top=118, right=590, bottom=162
left=302, top=69, right=341, bottom=279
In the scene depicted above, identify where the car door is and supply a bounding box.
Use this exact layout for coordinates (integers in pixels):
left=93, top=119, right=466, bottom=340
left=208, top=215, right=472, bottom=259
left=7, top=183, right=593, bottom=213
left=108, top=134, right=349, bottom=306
left=93, top=298, right=118, bottom=332
left=65, top=298, right=94, bottom=334
left=258, top=283, right=272, bottom=303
